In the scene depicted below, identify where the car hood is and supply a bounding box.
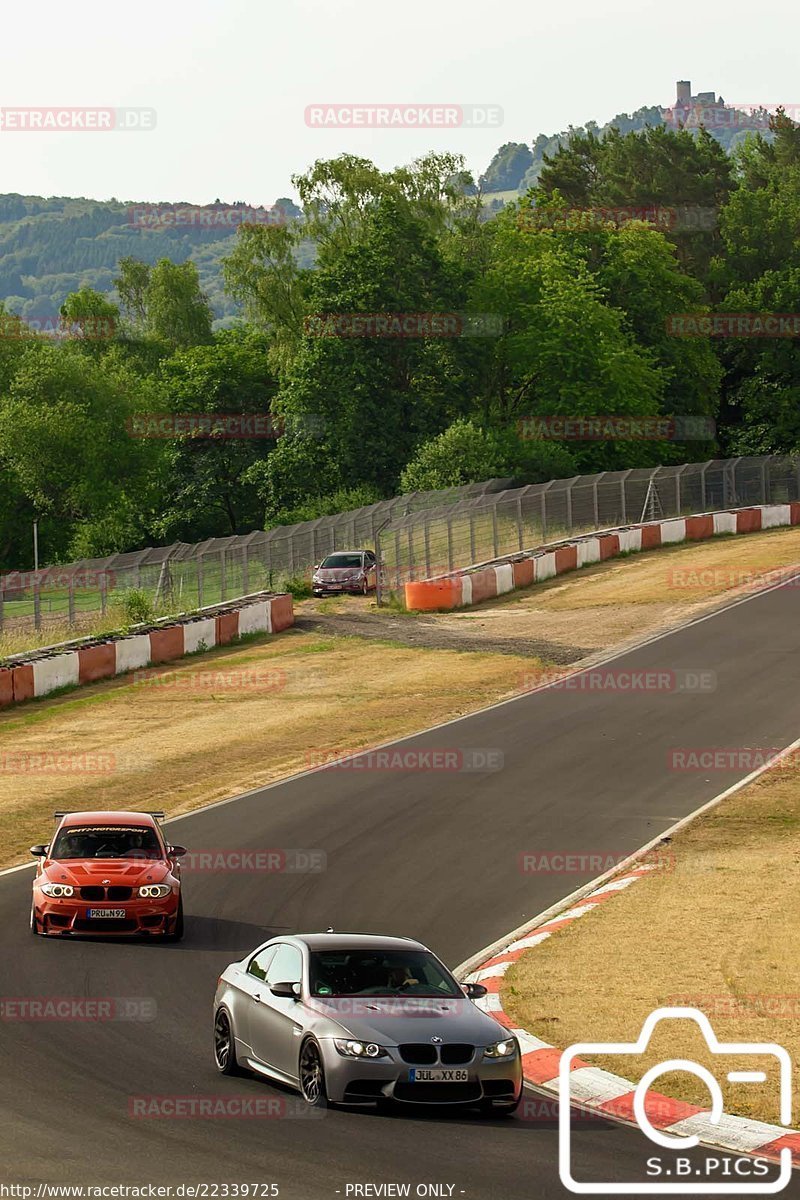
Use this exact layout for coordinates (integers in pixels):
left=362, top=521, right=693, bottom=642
left=314, top=568, right=362, bottom=581
left=42, top=859, right=171, bottom=886
left=304, top=995, right=505, bottom=1045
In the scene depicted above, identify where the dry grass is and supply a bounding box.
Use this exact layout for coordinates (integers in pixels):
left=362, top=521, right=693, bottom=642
left=502, top=757, right=800, bottom=1124
left=0, top=629, right=534, bottom=869
left=431, top=527, right=800, bottom=655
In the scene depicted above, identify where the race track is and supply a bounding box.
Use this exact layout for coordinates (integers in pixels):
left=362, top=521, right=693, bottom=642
left=2, top=580, right=800, bottom=1198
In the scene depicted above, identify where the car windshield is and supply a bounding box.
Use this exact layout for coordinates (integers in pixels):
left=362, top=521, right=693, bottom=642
left=319, top=554, right=363, bottom=569
left=309, top=950, right=462, bottom=997
left=50, top=825, right=164, bottom=860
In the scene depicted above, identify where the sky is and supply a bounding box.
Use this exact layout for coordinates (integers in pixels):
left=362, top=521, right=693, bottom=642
left=1, top=0, right=798, bottom=206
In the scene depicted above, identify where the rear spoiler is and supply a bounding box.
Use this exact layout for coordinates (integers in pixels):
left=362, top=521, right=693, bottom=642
left=53, top=810, right=166, bottom=820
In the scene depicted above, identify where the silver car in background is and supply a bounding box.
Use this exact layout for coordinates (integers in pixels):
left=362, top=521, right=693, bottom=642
left=213, top=933, right=522, bottom=1112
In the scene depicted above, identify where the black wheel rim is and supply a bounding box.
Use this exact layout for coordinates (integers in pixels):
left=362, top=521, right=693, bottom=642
left=300, top=1042, right=323, bottom=1103
left=214, top=1011, right=232, bottom=1069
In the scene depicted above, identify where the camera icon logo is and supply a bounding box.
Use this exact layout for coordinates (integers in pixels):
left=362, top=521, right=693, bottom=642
left=558, top=1007, right=793, bottom=1194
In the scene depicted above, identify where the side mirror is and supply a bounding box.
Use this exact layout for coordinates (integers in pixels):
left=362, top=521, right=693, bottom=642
left=30, top=845, right=48, bottom=858
left=168, top=845, right=187, bottom=857
left=270, top=981, right=301, bottom=999
left=463, top=982, right=487, bottom=999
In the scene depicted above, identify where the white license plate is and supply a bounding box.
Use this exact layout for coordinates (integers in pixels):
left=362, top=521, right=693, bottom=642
left=86, top=908, right=126, bottom=919
left=408, top=1068, right=469, bottom=1083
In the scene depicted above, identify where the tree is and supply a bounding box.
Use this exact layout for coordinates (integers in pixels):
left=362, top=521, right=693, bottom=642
left=480, top=143, right=534, bottom=193
left=400, top=418, right=576, bottom=491
left=114, top=257, right=213, bottom=349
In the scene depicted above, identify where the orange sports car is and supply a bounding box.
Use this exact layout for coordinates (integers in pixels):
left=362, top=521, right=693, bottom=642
left=30, top=810, right=186, bottom=939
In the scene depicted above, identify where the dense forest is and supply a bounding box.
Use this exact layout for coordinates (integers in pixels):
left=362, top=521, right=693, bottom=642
left=0, top=111, right=798, bottom=571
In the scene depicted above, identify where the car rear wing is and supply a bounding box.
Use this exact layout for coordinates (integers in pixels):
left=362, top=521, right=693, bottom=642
left=53, top=810, right=166, bottom=820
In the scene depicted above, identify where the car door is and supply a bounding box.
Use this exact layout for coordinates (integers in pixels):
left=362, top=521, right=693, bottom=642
left=234, top=945, right=277, bottom=1057
left=247, top=942, right=305, bottom=1081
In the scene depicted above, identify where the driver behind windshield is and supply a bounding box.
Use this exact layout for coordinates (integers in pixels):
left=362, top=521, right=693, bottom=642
left=309, top=950, right=461, bottom=997
left=50, top=825, right=164, bottom=860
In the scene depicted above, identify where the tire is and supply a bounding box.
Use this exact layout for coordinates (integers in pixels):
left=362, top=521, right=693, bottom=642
left=213, top=1009, right=241, bottom=1075
left=299, top=1039, right=331, bottom=1108
left=165, top=897, right=184, bottom=942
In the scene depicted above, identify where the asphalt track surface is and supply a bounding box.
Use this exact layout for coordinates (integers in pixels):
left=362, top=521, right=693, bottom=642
left=3, top=580, right=800, bottom=1199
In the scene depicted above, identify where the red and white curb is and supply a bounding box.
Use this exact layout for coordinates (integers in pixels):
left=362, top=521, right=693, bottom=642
left=465, top=864, right=800, bottom=1166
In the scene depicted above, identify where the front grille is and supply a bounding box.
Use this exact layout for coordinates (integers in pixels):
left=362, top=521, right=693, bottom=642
left=73, top=918, right=138, bottom=933
left=393, top=1081, right=481, bottom=1104
left=440, top=1044, right=474, bottom=1065
left=78, top=886, right=133, bottom=901
left=80, top=886, right=105, bottom=901
left=398, top=1044, right=437, bottom=1065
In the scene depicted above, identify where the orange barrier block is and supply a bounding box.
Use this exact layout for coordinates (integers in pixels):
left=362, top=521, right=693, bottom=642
left=215, top=611, right=240, bottom=645
left=736, top=508, right=762, bottom=533
left=12, top=664, right=35, bottom=703
left=78, top=643, right=116, bottom=685
left=269, top=594, right=294, bottom=633
left=597, top=534, right=620, bottom=560
left=405, top=578, right=461, bottom=611
left=685, top=515, right=714, bottom=541
left=149, top=625, right=185, bottom=665
left=790, top=502, right=800, bottom=525
left=640, top=523, right=662, bottom=550
left=0, top=669, right=13, bottom=708
left=470, top=569, right=498, bottom=603
left=554, top=545, right=578, bottom=574
left=512, top=558, right=535, bottom=588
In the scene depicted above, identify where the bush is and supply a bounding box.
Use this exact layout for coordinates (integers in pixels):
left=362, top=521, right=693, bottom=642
left=399, top=418, right=577, bottom=492
left=118, top=587, right=154, bottom=626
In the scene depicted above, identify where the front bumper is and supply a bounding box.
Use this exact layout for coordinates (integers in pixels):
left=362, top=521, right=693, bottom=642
left=312, top=580, right=367, bottom=595
left=34, top=892, right=180, bottom=936
left=320, top=1042, right=523, bottom=1106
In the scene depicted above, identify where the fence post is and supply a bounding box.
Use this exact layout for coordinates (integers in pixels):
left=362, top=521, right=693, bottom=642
left=620, top=477, right=627, bottom=524
left=447, top=516, right=454, bottom=571
left=424, top=519, right=431, bottom=577
left=469, top=511, right=476, bottom=563
left=407, top=528, right=414, bottom=582
left=99, top=573, right=107, bottom=614
left=395, top=530, right=402, bottom=591
left=68, top=576, right=76, bottom=625
left=491, top=505, right=499, bottom=558
left=242, top=544, right=250, bottom=596
left=220, top=550, right=227, bottom=602
left=516, top=495, right=524, bottom=550
left=33, top=576, right=42, bottom=631
left=540, top=491, right=547, bottom=542
left=592, top=478, right=599, bottom=527
left=565, top=483, right=573, bottom=532
left=197, top=557, right=204, bottom=609
left=700, top=462, right=708, bottom=511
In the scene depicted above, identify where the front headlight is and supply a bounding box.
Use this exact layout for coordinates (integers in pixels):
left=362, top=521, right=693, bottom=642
left=334, top=1039, right=388, bottom=1059
left=41, top=882, right=74, bottom=898
left=138, top=884, right=172, bottom=899
left=484, top=1037, right=518, bottom=1059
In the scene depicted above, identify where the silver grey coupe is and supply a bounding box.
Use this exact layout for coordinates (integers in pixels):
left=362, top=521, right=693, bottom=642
left=213, top=932, right=522, bottom=1112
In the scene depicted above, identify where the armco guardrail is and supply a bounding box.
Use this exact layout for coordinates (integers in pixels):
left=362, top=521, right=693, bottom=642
left=0, top=591, right=293, bottom=709
left=404, top=504, right=800, bottom=610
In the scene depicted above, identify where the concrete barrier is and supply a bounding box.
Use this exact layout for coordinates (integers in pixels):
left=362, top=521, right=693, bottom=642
left=0, top=669, right=13, bottom=708
left=495, top=563, right=515, bottom=595
left=115, top=634, right=151, bottom=674
left=268, top=594, right=295, bottom=633
left=685, top=515, right=714, bottom=540
left=215, top=611, right=240, bottom=645
left=761, top=503, right=792, bottom=529
left=32, top=652, right=80, bottom=696
left=660, top=518, right=687, bottom=544
left=713, top=511, right=737, bottom=535
left=183, top=617, right=217, bottom=655
left=737, top=508, right=762, bottom=533
left=12, top=664, right=35, bottom=703
left=78, top=643, right=117, bottom=685
left=149, top=626, right=185, bottom=665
